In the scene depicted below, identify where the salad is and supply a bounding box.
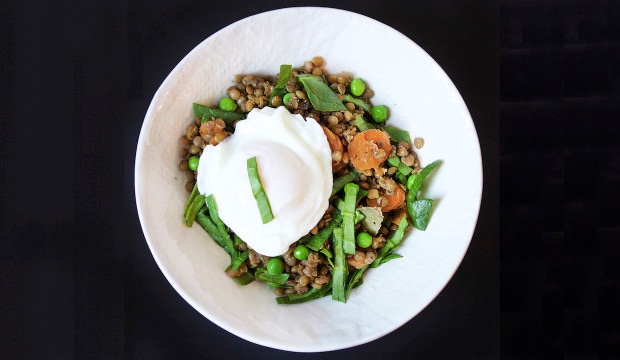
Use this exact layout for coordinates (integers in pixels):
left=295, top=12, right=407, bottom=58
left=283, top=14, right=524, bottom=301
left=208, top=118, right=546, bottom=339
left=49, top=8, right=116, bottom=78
left=179, top=57, right=440, bottom=304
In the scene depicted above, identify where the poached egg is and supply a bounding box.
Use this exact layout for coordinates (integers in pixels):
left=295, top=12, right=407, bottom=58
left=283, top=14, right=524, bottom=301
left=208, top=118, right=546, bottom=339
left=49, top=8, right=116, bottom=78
left=196, top=106, right=332, bottom=256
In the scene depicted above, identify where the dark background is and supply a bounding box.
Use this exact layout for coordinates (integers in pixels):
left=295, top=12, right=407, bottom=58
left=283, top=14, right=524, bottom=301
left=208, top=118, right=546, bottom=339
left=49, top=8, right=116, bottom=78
left=1, top=0, right=617, bottom=359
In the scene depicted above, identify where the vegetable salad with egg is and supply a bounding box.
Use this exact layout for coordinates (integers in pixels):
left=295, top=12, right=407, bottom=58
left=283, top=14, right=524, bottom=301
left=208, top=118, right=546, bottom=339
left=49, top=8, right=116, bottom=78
left=179, top=57, right=440, bottom=304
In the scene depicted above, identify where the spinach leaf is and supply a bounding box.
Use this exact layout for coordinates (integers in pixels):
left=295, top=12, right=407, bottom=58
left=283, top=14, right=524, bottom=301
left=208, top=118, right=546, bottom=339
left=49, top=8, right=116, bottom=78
left=192, top=103, right=245, bottom=125
left=296, top=74, right=347, bottom=111
left=408, top=198, right=433, bottom=230
left=408, top=160, right=441, bottom=198
left=255, top=268, right=289, bottom=286
left=379, top=253, right=403, bottom=265
left=341, top=94, right=371, bottom=112
left=271, top=64, right=292, bottom=100
left=354, top=115, right=378, bottom=131
left=384, top=125, right=411, bottom=144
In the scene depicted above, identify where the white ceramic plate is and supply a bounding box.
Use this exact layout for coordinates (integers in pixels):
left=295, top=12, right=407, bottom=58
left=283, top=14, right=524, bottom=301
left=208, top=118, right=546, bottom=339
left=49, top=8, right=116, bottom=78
left=135, top=7, right=482, bottom=352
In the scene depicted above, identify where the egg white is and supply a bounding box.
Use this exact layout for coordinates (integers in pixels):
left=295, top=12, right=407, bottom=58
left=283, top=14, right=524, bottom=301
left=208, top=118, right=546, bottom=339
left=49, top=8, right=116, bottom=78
left=196, top=106, right=332, bottom=256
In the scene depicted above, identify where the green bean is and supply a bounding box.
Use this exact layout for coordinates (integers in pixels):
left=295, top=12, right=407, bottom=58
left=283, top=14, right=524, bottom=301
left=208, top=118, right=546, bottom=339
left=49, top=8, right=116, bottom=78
left=331, top=227, right=347, bottom=302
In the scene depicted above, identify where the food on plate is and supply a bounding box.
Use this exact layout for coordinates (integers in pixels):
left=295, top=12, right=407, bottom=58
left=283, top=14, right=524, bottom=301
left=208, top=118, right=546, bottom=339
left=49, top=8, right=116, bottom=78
left=178, top=57, right=440, bottom=303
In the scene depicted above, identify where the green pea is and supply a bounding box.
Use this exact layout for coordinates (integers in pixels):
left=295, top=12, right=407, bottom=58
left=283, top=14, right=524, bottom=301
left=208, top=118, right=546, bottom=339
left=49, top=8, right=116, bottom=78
left=356, top=232, right=372, bottom=248
left=219, top=97, right=238, bottom=112
left=349, top=78, right=366, bottom=97
left=407, top=174, right=418, bottom=189
left=188, top=156, right=200, bottom=171
left=293, top=244, right=310, bottom=260
left=283, top=92, right=292, bottom=105
left=266, top=257, right=285, bottom=275
left=370, top=105, right=388, bottom=122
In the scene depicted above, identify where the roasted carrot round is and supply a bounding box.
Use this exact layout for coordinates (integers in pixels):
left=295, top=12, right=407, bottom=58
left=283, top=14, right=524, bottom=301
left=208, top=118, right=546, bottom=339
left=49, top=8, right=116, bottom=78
left=321, top=126, right=345, bottom=172
left=366, top=186, right=406, bottom=212
left=347, top=129, right=391, bottom=172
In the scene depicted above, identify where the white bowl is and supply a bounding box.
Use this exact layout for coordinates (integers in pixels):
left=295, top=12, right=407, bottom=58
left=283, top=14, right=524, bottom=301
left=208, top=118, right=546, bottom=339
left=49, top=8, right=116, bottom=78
left=135, top=7, right=482, bottom=352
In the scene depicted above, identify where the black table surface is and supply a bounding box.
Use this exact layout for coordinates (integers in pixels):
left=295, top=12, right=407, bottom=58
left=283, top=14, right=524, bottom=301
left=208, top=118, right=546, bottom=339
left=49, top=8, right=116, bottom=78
left=4, top=0, right=499, bottom=358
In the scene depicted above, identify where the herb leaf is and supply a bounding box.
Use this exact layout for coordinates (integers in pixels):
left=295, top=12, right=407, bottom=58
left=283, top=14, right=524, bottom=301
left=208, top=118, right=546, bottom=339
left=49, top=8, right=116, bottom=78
left=271, top=64, right=292, bottom=100
left=342, top=94, right=371, bottom=112
left=255, top=268, right=289, bottom=285
left=354, top=115, right=378, bottom=131
left=407, top=160, right=441, bottom=198
left=192, top=103, right=245, bottom=125
left=409, top=198, right=434, bottom=230
left=384, top=125, right=411, bottom=144
left=379, top=253, right=403, bottom=265
left=296, top=74, right=347, bottom=111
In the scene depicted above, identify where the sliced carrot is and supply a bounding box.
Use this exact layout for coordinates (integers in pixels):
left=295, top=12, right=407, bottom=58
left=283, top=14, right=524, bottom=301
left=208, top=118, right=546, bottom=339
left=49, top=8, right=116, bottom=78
left=383, top=186, right=406, bottom=212
left=321, top=126, right=345, bottom=173
left=347, top=129, right=391, bottom=172
left=365, top=186, right=406, bottom=212
left=391, top=209, right=407, bottom=225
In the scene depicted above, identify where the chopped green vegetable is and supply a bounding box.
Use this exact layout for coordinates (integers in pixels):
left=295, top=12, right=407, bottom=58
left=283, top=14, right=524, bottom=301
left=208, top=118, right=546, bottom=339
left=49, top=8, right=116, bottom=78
left=371, top=217, right=408, bottom=268
left=349, top=78, right=366, bottom=97
left=345, top=265, right=368, bottom=298
left=184, top=194, right=205, bottom=226
left=305, top=209, right=343, bottom=251
left=408, top=198, right=434, bottom=230
left=370, top=105, right=388, bottom=122
left=379, top=253, right=403, bottom=265
left=297, top=74, right=347, bottom=111
left=195, top=211, right=227, bottom=247
left=356, top=232, right=372, bottom=248
left=266, top=257, right=285, bottom=275
left=246, top=156, right=274, bottom=224
left=320, top=248, right=335, bottom=268
left=276, top=279, right=333, bottom=304
left=354, top=209, right=366, bottom=224
left=342, top=183, right=359, bottom=254
left=354, top=114, right=378, bottom=131
left=293, top=244, right=310, bottom=260
left=331, top=169, right=360, bottom=196
left=384, top=125, right=411, bottom=144
left=342, top=94, right=372, bottom=112
left=192, top=103, right=245, bottom=125
left=183, top=183, right=199, bottom=217
left=332, top=227, right=348, bottom=302
left=231, top=249, right=249, bottom=271
left=219, top=97, right=238, bottom=112
left=271, top=64, right=292, bottom=100
left=407, top=160, right=441, bottom=197
left=387, top=156, right=413, bottom=176
left=234, top=272, right=255, bottom=285
left=206, top=194, right=238, bottom=266
left=256, top=268, right=289, bottom=285
left=188, top=155, right=199, bottom=171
